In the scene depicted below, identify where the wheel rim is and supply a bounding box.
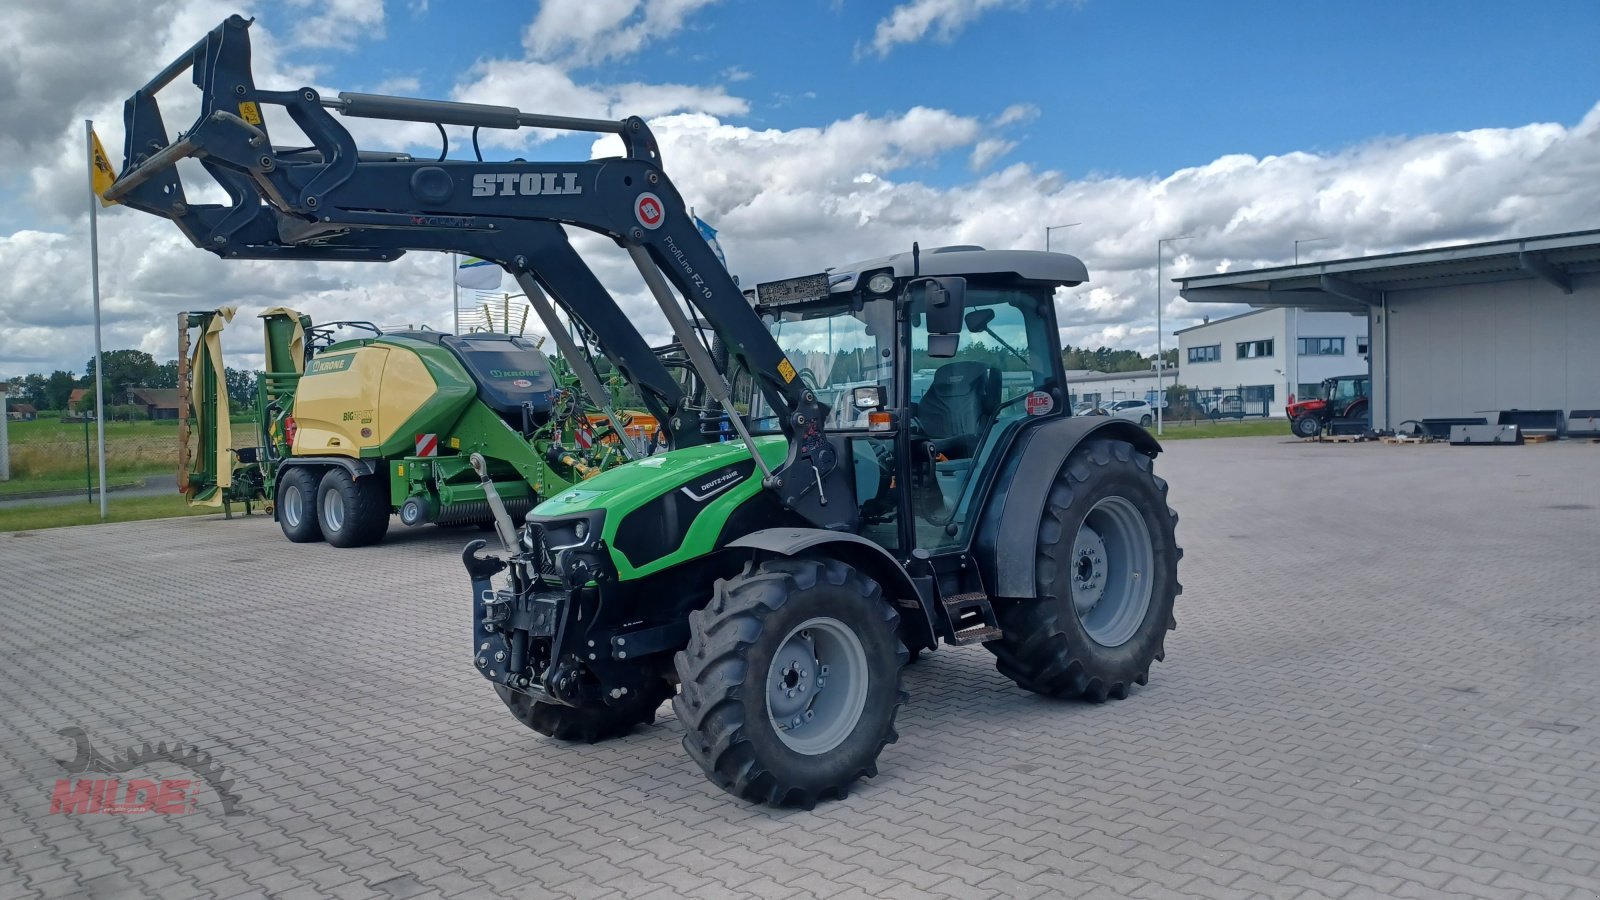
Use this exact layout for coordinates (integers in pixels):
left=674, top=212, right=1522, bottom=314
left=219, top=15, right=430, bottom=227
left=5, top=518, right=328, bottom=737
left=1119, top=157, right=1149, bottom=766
left=322, top=487, right=345, bottom=532
left=1070, top=496, right=1155, bottom=647
left=282, top=484, right=304, bottom=527
left=766, top=616, right=869, bottom=755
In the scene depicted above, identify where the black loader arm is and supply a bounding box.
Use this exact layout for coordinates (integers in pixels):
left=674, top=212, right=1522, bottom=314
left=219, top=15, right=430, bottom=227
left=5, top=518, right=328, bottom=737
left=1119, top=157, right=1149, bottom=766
left=105, top=15, right=840, bottom=525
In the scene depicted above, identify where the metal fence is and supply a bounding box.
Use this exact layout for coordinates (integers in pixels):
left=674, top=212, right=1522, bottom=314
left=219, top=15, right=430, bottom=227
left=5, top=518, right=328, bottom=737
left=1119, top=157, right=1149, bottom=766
left=1068, top=384, right=1279, bottom=419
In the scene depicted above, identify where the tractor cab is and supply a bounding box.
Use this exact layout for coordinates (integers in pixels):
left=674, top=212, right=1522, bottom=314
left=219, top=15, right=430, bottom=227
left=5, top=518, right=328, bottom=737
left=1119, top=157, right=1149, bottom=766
left=749, top=247, right=1085, bottom=553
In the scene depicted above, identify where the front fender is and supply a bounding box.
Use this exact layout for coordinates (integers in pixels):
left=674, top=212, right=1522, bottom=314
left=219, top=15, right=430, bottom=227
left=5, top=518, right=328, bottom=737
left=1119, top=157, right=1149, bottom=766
left=973, top=417, right=1160, bottom=600
left=727, top=529, right=935, bottom=651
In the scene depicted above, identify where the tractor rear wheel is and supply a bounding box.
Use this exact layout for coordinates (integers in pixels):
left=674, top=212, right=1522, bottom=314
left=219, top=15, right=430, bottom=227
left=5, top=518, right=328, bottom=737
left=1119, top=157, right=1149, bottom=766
left=494, top=680, right=673, bottom=743
left=276, top=468, right=324, bottom=543
left=1292, top=415, right=1322, bottom=438
left=317, top=469, right=390, bottom=548
left=674, top=557, right=907, bottom=808
left=987, top=439, right=1180, bottom=702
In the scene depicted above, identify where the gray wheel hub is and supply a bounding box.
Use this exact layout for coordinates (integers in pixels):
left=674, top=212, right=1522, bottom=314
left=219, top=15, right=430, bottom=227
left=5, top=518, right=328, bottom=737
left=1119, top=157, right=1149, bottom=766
left=282, top=483, right=305, bottom=527
left=766, top=617, right=868, bottom=756
left=1069, top=496, right=1156, bottom=648
left=322, top=487, right=345, bottom=532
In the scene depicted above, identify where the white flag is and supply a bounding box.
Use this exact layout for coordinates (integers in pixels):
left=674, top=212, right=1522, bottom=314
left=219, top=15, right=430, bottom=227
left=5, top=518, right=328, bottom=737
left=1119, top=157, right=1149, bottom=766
left=456, top=256, right=502, bottom=291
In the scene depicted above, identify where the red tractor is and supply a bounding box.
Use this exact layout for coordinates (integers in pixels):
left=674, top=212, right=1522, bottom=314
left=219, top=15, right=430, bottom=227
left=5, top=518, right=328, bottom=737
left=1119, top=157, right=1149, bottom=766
left=1288, top=374, right=1371, bottom=438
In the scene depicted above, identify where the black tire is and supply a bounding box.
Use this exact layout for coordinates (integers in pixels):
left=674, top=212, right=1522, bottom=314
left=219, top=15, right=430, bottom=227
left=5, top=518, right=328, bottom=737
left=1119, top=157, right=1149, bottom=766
left=987, top=439, right=1181, bottom=702
left=276, top=468, right=324, bottom=543
left=316, top=469, right=390, bottom=548
left=1139, top=414, right=1153, bottom=427
left=673, top=557, right=907, bottom=808
left=494, top=679, right=673, bottom=743
left=1292, top=415, right=1322, bottom=439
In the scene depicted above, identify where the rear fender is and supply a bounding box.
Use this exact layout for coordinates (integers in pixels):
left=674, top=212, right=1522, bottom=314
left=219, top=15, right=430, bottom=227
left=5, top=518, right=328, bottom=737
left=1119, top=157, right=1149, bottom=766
left=726, top=529, right=935, bottom=652
left=973, top=417, right=1160, bottom=600
left=279, top=456, right=379, bottom=479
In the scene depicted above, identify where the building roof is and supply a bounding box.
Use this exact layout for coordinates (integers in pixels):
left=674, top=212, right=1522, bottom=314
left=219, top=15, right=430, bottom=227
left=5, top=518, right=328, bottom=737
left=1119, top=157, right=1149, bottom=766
left=130, top=388, right=183, bottom=409
left=1172, top=308, right=1271, bottom=336
left=10, top=402, right=37, bottom=414
left=1176, top=229, right=1600, bottom=313
left=826, top=245, right=1089, bottom=291
left=1065, top=368, right=1176, bottom=385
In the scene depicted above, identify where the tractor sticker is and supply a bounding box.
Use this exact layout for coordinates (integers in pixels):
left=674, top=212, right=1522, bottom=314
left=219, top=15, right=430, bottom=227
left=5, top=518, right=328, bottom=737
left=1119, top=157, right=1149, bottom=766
left=236, top=101, right=262, bottom=125
left=416, top=434, right=439, bottom=457
left=681, top=466, right=744, bottom=502
left=1024, top=391, right=1054, bottom=416
left=635, top=192, right=664, bottom=230
left=512, top=379, right=533, bottom=388
left=470, top=172, right=582, bottom=197
left=307, top=355, right=353, bottom=375
left=777, top=358, right=797, bottom=384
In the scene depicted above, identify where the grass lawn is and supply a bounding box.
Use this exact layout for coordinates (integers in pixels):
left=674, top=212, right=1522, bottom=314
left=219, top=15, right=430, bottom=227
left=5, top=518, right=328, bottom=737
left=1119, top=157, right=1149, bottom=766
left=0, top=494, right=217, bottom=532
left=3, top=416, right=257, bottom=486
left=0, top=471, right=153, bottom=496
left=1144, top=418, right=1289, bottom=440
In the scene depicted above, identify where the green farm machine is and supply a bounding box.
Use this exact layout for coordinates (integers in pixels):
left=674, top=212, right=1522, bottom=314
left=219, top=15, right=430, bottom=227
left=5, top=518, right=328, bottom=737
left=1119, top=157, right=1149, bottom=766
left=176, top=306, right=640, bottom=547
left=111, top=16, right=1183, bottom=807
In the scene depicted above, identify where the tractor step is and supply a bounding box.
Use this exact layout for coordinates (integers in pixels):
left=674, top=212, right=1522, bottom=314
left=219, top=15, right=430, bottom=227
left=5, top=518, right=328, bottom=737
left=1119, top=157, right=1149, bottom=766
left=941, top=592, right=1003, bottom=645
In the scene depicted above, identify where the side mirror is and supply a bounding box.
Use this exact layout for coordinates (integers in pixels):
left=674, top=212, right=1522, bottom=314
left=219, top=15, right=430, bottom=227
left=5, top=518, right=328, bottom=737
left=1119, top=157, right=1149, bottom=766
left=964, top=308, right=995, bottom=333
left=908, top=275, right=966, bottom=357
left=851, top=385, right=885, bottom=410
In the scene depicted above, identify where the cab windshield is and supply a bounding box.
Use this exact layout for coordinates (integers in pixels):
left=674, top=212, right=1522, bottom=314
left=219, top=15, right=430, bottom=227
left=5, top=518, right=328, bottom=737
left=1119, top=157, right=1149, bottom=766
left=748, top=299, right=895, bottom=431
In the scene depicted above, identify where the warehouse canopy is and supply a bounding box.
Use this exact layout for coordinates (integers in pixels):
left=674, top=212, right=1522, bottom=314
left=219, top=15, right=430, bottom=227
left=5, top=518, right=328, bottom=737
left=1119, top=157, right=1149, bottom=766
left=1176, top=229, right=1600, bottom=313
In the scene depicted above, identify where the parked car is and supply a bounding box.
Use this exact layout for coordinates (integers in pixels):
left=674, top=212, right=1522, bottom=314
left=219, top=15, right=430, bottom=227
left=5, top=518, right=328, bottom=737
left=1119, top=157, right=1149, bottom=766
left=1105, top=399, right=1156, bottom=426
left=1071, top=401, right=1107, bottom=416
left=1204, top=394, right=1245, bottom=419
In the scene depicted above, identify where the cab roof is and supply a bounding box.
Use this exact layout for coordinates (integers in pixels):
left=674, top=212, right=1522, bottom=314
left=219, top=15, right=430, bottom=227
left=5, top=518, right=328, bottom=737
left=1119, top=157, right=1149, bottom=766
left=827, top=245, right=1090, bottom=292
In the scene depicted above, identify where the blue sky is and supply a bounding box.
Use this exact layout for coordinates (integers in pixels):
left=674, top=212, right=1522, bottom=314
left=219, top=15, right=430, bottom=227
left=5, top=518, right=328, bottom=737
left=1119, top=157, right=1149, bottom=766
left=351, top=0, right=1600, bottom=180
left=2, top=0, right=1597, bottom=374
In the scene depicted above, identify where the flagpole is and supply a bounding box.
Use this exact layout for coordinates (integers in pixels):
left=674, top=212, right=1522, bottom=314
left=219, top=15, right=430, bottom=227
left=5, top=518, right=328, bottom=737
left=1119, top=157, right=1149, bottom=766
left=452, top=254, right=460, bottom=335
left=85, top=120, right=108, bottom=520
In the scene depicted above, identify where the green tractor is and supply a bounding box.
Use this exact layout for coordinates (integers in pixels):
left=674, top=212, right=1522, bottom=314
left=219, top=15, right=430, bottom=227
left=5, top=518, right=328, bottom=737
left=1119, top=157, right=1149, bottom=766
left=109, top=15, right=1182, bottom=807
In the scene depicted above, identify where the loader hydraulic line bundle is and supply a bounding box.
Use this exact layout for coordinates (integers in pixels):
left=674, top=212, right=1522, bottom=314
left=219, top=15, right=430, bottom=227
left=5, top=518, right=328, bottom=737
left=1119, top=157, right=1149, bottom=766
left=108, top=15, right=1183, bottom=808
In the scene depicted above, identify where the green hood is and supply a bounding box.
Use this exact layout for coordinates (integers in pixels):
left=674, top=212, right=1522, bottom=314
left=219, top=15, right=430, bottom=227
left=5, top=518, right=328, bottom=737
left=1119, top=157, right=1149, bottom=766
left=535, top=436, right=790, bottom=579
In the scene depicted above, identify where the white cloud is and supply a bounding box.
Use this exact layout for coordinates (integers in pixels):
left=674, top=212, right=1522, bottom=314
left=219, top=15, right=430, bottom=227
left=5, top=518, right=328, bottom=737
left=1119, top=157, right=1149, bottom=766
left=969, top=138, right=1016, bottom=170
left=283, top=0, right=386, bottom=50
left=524, top=0, right=721, bottom=65
left=863, top=0, right=1028, bottom=58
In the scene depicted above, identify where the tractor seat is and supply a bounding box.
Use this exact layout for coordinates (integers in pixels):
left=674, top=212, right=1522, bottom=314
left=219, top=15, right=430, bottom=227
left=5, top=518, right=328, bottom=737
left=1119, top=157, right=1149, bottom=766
left=914, top=361, right=1001, bottom=460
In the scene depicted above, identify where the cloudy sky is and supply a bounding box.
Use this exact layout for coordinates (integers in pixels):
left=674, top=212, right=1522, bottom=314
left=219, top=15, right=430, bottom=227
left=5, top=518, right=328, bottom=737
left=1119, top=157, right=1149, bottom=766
left=2, top=0, right=1597, bottom=378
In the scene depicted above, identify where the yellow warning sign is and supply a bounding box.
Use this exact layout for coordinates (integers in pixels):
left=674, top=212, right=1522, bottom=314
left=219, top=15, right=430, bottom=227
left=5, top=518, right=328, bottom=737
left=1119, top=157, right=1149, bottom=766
left=237, top=101, right=263, bottom=125
left=777, top=358, right=797, bottom=384
left=89, top=128, right=118, bottom=207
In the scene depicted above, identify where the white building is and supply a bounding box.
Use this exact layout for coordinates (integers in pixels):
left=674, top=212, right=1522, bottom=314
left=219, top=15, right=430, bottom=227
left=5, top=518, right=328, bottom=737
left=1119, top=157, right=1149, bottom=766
left=1174, top=308, right=1369, bottom=417
left=1064, top=368, right=1176, bottom=410
left=1177, top=230, right=1600, bottom=432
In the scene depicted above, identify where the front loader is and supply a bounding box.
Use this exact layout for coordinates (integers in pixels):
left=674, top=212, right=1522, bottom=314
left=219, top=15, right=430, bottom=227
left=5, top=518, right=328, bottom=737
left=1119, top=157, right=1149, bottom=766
left=107, top=15, right=1183, bottom=808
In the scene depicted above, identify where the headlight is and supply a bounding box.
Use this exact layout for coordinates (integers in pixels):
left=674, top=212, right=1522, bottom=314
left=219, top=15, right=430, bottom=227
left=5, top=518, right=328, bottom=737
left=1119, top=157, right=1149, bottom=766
left=867, top=273, right=895, bottom=294
left=573, top=520, right=587, bottom=541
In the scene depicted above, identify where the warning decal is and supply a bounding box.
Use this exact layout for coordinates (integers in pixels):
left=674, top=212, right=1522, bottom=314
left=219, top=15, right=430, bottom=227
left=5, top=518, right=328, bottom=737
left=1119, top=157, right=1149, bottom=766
left=777, top=358, right=797, bottom=384
left=635, top=192, right=664, bottom=230
left=415, top=434, right=439, bottom=457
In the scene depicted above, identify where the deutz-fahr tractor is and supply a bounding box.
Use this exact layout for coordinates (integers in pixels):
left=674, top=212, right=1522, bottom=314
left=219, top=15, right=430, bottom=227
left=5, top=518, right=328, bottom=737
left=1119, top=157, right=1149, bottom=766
left=175, top=306, right=640, bottom=547
left=106, top=16, right=1182, bottom=808
left=1288, top=373, right=1371, bottom=438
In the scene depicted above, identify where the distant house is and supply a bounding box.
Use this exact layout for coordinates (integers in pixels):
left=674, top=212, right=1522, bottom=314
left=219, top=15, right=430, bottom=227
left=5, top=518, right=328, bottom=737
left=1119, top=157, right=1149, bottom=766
left=68, top=388, right=90, bottom=416
left=7, top=402, right=37, bottom=421
left=129, top=388, right=183, bottom=420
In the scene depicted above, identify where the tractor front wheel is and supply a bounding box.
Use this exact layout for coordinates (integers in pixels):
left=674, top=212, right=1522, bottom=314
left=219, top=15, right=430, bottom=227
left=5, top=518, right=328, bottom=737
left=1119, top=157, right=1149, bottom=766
left=276, top=468, right=324, bottom=543
left=495, top=680, right=673, bottom=743
left=1292, top=415, right=1322, bottom=438
left=317, top=469, right=391, bottom=548
left=987, top=439, right=1180, bottom=702
left=674, top=557, right=907, bottom=808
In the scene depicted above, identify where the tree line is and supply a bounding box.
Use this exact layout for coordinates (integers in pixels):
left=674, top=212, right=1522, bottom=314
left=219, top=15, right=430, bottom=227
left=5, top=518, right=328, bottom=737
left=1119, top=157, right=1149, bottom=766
left=1062, top=345, right=1179, bottom=374
left=4, top=349, right=260, bottom=416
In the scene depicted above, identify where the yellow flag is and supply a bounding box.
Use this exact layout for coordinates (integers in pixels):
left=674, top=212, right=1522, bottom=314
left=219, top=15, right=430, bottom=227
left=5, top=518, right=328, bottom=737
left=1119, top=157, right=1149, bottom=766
left=89, top=128, right=118, bottom=207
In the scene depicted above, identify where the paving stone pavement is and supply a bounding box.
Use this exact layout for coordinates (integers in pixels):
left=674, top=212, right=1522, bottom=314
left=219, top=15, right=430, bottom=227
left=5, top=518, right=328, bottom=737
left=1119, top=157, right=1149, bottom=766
left=1, top=435, right=1597, bottom=900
